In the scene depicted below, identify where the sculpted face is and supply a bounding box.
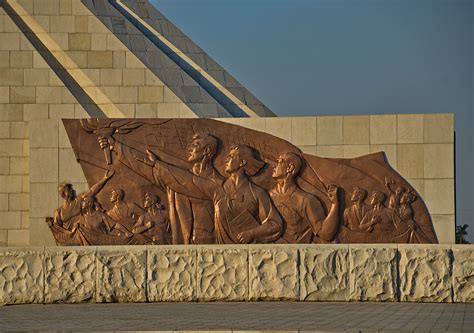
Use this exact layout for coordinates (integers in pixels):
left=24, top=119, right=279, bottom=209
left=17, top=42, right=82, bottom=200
left=59, top=184, right=76, bottom=201
left=225, top=149, right=242, bottom=174
left=110, top=189, right=121, bottom=203
left=351, top=189, right=364, bottom=202
left=272, top=157, right=287, bottom=179
left=187, top=138, right=205, bottom=163
left=395, top=186, right=405, bottom=196
left=370, top=191, right=384, bottom=206
left=81, top=196, right=93, bottom=213
left=144, top=193, right=156, bottom=208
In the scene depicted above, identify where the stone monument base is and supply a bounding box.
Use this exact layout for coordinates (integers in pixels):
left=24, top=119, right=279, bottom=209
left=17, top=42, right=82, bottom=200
left=0, top=244, right=471, bottom=304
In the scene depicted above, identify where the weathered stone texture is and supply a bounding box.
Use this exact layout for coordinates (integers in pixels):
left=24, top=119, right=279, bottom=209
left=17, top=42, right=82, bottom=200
left=399, top=245, right=452, bottom=302
left=148, top=246, right=196, bottom=301
left=452, top=246, right=473, bottom=303
left=44, top=246, right=96, bottom=303
left=96, top=246, right=146, bottom=303
left=197, top=245, right=248, bottom=301
left=349, top=245, right=398, bottom=301
left=249, top=245, right=298, bottom=300
left=300, top=245, right=349, bottom=301
left=0, top=247, right=43, bottom=305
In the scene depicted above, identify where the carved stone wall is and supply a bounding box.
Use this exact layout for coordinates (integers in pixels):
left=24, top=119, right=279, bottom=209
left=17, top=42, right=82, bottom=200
left=0, top=244, right=471, bottom=305
left=300, top=245, right=349, bottom=301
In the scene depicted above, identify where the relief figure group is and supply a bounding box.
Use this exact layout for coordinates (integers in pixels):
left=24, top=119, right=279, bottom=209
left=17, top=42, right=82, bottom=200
left=47, top=121, right=434, bottom=245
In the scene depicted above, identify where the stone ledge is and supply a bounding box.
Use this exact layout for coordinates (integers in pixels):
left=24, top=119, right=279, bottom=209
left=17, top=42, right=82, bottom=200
left=0, top=244, right=472, bottom=304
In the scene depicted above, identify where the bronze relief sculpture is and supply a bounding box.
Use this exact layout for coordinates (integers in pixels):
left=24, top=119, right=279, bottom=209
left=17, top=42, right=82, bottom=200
left=46, top=118, right=437, bottom=245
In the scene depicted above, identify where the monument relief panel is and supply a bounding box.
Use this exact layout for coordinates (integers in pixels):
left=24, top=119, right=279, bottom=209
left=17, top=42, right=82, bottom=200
left=45, top=118, right=437, bottom=245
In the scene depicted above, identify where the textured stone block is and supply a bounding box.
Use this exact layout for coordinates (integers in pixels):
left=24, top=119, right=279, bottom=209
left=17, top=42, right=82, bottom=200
left=88, top=51, right=113, bottom=68
left=300, top=245, right=349, bottom=301
left=34, top=0, right=59, bottom=15
left=9, top=51, right=33, bottom=68
left=0, top=175, right=22, bottom=192
left=399, top=245, right=452, bottom=302
left=292, top=117, right=316, bottom=145
left=123, top=68, right=145, bottom=86
left=370, top=115, right=397, bottom=144
left=397, top=114, right=423, bottom=143
left=316, top=145, right=343, bottom=158
left=36, top=86, right=62, bottom=104
left=9, top=86, right=35, bottom=103
left=0, top=69, right=23, bottom=85
left=452, top=245, right=473, bottom=303
left=68, top=33, right=91, bottom=51
left=431, top=215, right=455, bottom=244
left=397, top=144, right=424, bottom=179
left=0, top=87, right=8, bottom=103
left=0, top=33, right=20, bottom=51
left=30, top=182, right=58, bottom=218
left=148, top=245, right=196, bottom=302
left=0, top=247, right=44, bottom=304
left=197, top=245, right=248, bottom=301
left=44, top=247, right=96, bottom=303
left=30, top=148, right=58, bottom=183
left=138, top=86, right=164, bottom=103
left=343, top=116, right=370, bottom=144
left=118, top=86, right=138, bottom=103
left=96, top=246, right=146, bottom=303
left=349, top=245, right=398, bottom=301
left=0, top=211, right=21, bottom=229
left=265, top=117, right=291, bottom=142
left=136, top=104, right=157, bottom=118
left=343, top=144, right=369, bottom=158
left=317, top=116, right=342, bottom=145
left=249, top=245, right=298, bottom=300
left=424, top=114, right=454, bottom=143
left=424, top=179, right=454, bottom=215
left=424, top=144, right=454, bottom=179
left=29, top=120, right=58, bottom=148
left=0, top=139, right=23, bottom=157
left=90, top=34, right=107, bottom=51
left=7, top=230, right=29, bottom=246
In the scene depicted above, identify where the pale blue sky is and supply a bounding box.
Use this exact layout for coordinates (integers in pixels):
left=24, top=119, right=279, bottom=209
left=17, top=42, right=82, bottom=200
left=153, top=0, right=473, bottom=241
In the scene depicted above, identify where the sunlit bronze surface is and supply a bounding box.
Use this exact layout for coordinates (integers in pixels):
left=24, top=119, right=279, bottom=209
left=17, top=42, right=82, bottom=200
left=45, top=118, right=437, bottom=245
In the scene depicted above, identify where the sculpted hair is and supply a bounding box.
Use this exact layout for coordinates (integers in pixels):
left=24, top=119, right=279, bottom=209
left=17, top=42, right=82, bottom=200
left=230, top=144, right=265, bottom=177
left=114, top=188, right=124, bottom=199
left=58, top=183, right=73, bottom=195
left=193, top=133, right=218, bottom=157
left=353, top=187, right=367, bottom=199
left=145, top=192, right=159, bottom=204
left=281, top=152, right=302, bottom=175
left=372, top=190, right=386, bottom=203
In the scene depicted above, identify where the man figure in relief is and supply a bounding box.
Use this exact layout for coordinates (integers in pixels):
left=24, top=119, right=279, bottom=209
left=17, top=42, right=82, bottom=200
left=136, top=144, right=283, bottom=244
left=269, top=152, right=339, bottom=243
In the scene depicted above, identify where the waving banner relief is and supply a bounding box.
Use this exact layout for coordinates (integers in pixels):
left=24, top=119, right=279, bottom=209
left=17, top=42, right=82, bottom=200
left=45, top=118, right=437, bottom=245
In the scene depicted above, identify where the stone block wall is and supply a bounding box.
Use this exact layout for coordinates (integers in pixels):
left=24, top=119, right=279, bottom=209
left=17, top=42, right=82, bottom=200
left=0, top=244, right=472, bottom=305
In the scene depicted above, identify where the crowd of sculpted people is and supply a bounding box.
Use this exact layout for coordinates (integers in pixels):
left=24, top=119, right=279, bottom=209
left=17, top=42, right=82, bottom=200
left=46, top=133, right=422, bottom=245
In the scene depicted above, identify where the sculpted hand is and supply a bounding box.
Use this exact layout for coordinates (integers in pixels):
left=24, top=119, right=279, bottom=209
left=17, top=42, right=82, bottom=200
left=237, top=230, right=254, bottom=244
